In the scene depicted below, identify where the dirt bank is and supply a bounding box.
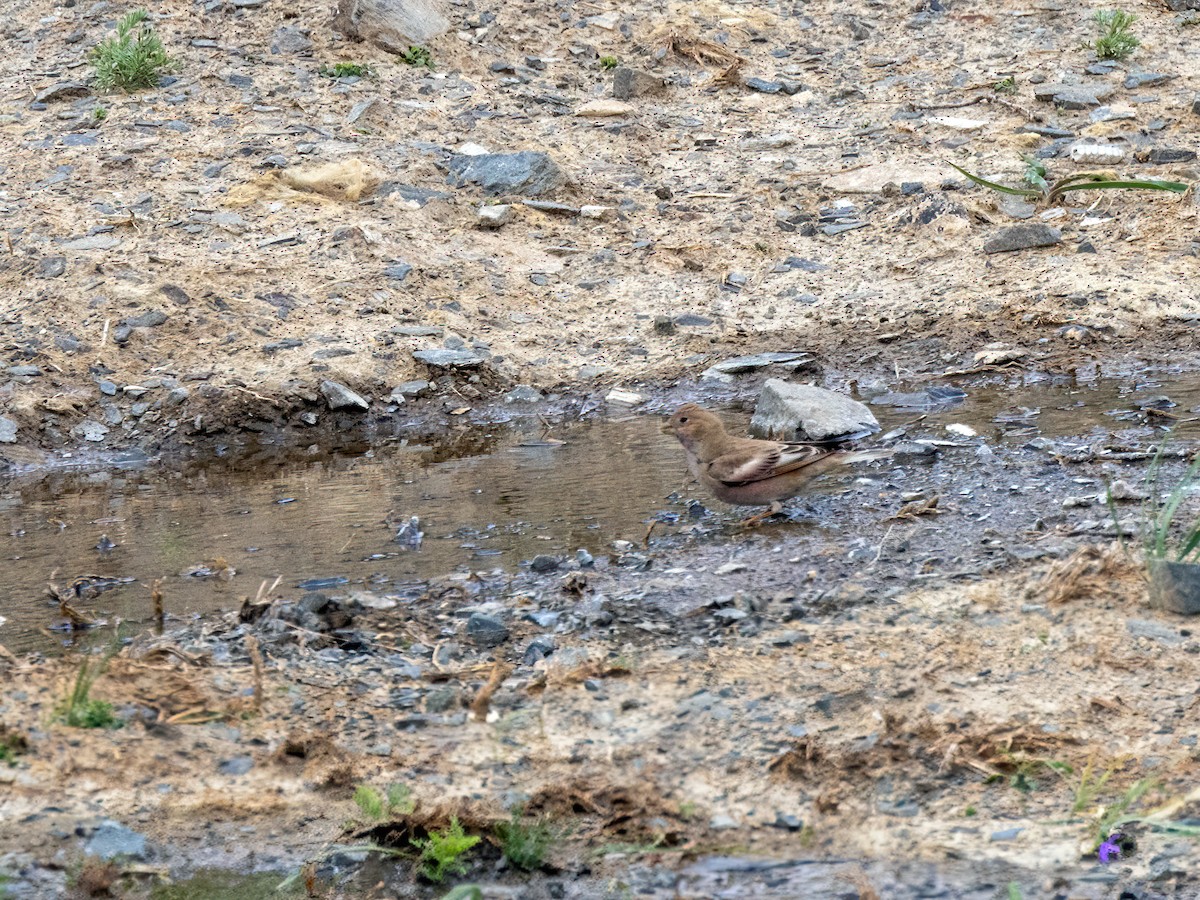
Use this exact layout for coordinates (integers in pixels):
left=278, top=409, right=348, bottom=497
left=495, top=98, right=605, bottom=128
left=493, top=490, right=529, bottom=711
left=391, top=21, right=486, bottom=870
left=4, top=0, right=1200, bottom=462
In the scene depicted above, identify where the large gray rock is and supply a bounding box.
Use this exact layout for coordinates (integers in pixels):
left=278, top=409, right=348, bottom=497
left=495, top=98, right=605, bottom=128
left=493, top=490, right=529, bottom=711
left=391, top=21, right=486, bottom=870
left=0, top=416, right=16, bottom=443
left=320, top=380, right=369, bottom=410
left=1032, top=83, right=1114, bottom=109
left=413, top=349, right=485, bottom=368
left=750, top=379, right=879, bottom=441
left=332, top=0, right=449, bottom=52
left=85, top=820, right=149, bottom=860
left=444, top=152, right=565, bottom=197
left=612, top=67, right=666, bottom=100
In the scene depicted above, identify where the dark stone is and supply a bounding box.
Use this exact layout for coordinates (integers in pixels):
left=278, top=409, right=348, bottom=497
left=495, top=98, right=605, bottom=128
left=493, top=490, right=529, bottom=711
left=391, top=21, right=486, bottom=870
left=124, top=310, right=168, bottom=328
left=1017, top=124, right=1075, bottom=139
left=745, top=77, right=783, bottom=94
left=1146, top=148, right=1198, bottom=164
left=37, top=256, right=66, bottom=278
left=33, top=81, right=89, bottom=104
left=270, top=25, right=312, bottom=54
left=384, top=262, right=412, bottom=282
left=160, top=284, right=190, bottom=305
left=529, top=554, right=561, bottom=573
left=443, top=151, right=565, bottom=197
left=466, top=612, right=510, bottom=647
left=773, top=813, right=804, bottom=831
left=319, top=380, right=369, bottom=411
left=264, top=339, right=304, bottom=352
left=983, top=224, right=1062, bottom=254
left=1032, top=83, right=1114, bottom=109
left=523, top=635, right=557, bottom=665
left=413, top=349, right=485, bottom=368
left=84, top=820, right=149, bottom=860
left=612, top=67, right=665, bottom=100
left=218, top=755, right=255, bottom=776
left=1123, top=72, right=1172, bottom=90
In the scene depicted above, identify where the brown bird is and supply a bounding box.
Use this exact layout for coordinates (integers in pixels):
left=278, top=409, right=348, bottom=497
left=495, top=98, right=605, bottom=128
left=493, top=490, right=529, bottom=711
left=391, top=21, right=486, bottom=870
left=667, top=402, right=888, bottom=525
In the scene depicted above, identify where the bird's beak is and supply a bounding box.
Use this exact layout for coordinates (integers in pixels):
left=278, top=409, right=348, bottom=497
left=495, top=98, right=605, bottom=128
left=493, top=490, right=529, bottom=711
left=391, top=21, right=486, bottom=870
left=661, top=421, right=675, bottom=435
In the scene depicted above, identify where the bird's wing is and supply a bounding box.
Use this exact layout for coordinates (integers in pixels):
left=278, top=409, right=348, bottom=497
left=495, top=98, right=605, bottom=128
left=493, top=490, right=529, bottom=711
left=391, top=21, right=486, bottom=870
left=705, top=441, right=830, bottom=484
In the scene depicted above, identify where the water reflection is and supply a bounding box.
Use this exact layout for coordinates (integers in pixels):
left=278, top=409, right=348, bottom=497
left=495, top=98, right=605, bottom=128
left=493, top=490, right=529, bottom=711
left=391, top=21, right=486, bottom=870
left=4, top=373, right=1200, bottom=652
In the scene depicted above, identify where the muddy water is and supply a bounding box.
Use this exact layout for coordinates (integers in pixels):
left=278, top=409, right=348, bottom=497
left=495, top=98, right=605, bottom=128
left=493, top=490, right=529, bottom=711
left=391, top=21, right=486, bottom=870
left=3, top=374, right=1199, bottom=653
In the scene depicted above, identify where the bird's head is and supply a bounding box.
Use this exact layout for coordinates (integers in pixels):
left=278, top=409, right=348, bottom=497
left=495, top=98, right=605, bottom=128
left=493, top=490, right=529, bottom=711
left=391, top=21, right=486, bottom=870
left=666, top=402, right=723, bottom=453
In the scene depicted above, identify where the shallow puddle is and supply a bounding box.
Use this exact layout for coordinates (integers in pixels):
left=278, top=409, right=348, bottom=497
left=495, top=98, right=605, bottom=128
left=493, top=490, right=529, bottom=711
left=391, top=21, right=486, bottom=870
left=3, top=373, right=1199, bottom=653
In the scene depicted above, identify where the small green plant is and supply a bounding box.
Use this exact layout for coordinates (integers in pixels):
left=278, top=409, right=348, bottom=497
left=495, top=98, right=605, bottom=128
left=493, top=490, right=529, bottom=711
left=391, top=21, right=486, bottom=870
left=0, top=727, right=27, bottom=767
left=412, top=818, right=480, bottom=883
left=599, top=55, right=619, bottom=69
left=400, top=45, right=434, bottom=69
left=92, top=105, right=108, bottom=121
left=949, top=155, right=1187, bottom=208
left=354, top=784, right=386, bottom=820
left=353, top=782, right=415, bottom=820
left=993, top=76, right=1017, bottom=94
left=439, top=887, right=483, bottom=900
left=986, top=755, right=1071, bottom=794
left=1007, top=883, right=1024, bottom=900
left=90, top=9, right=175, bottom=92
left=56, top=655, right=122, bottom=729
left=1139, top=443, right=1200, bottom=563
left=964, top=805, right=977, bottom=817
left=495, top=810, right=553, bottom=871
left=388, top=782, right=415, bottom=814
left=1093, top=9, right=1139, bottom=61
left=1095, top=777, right=1157, bottom=845
left=319, top=61, right=370, bottom=78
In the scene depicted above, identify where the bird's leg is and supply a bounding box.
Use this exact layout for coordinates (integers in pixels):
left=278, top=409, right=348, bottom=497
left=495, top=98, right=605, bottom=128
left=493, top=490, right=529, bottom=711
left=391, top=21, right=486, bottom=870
left=739, top=501, right=784, bottom=528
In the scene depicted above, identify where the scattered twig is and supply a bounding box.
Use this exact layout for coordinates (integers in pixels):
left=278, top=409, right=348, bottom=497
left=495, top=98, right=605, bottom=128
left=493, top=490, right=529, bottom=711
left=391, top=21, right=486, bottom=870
left=469, top=660, right=513, bottom=722
left=149, top=578, right=164, bottom=634
left=245, top=633, right=264, bottom=713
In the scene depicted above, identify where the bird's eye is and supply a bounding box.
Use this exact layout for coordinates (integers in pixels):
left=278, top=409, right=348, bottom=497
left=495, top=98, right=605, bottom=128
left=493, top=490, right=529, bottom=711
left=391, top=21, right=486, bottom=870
left=679, top=416, right=688, bottom=423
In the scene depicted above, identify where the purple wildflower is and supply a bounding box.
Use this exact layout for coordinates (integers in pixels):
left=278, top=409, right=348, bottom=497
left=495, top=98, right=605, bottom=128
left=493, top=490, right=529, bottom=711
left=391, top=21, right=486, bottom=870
left=1097, top=832, right=1123, bottom=864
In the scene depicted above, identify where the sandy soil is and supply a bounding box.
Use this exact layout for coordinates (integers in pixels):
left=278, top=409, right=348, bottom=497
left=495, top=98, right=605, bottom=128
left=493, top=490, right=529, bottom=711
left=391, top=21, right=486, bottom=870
left=4, top=0, right=1200, bottom=459
left=4, top=0, right=1200, bottom=895
left=1, top=546, right=1198, bottom=897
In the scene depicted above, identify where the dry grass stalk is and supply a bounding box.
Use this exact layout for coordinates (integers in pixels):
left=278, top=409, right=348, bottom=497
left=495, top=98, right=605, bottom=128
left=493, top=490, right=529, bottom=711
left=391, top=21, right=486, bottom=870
left=657, top=29, right=744, bottom=82
left=841, top=869, right=882, bottom=900
left=245, top=633, right=264, bottom=713
left=469, top=659, right=513, bottom=721
left=150, top=578, right=164, bottom=634
left=1043, top=544, right=1138, bottom=605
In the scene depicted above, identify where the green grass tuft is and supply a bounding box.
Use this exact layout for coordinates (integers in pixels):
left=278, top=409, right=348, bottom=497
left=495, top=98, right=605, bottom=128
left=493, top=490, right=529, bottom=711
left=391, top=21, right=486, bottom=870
left=90, top=9, right=175, bottom=92
left=354, top=784, right=386, bottom=820
left=353, top=782, right=415, bottom=821
left=599, top=55, right=619, bottom=69
left=412, top=817, right=480, bottom=882
left=319, top=61, right=370, bottom=78
left=495, top=811, right=553, bottom=871
left=439, top=887, right=483, bottom=900
left=56, top=655, right=122, bottom=729
left=1093, top=9, right=1139, bottom=61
